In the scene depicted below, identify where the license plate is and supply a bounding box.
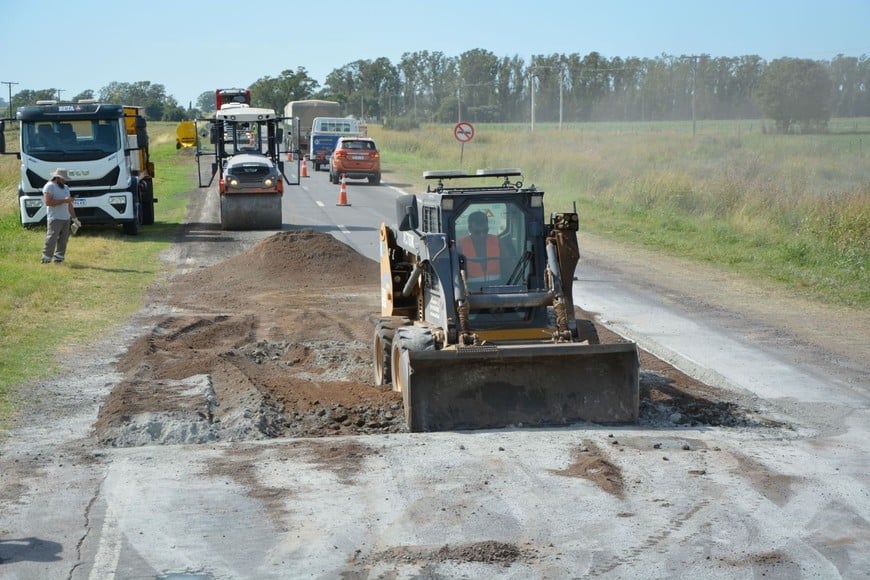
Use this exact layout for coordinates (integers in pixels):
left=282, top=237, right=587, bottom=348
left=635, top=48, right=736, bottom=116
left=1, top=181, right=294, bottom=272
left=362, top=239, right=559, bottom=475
left=73, top=198, right=86, bottom=207
left=351, top=154, right=365, bottom=160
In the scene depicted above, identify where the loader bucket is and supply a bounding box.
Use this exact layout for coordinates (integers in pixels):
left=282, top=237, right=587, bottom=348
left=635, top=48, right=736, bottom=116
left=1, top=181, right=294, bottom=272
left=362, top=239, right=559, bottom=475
left=399, top=343, right=639, bottom=432
left=220, top=194, right=283, bottom=230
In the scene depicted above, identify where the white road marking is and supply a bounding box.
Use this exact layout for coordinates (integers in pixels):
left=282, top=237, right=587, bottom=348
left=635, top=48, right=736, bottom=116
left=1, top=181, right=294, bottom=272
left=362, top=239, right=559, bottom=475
left=88, top=474, right=131, bottom=580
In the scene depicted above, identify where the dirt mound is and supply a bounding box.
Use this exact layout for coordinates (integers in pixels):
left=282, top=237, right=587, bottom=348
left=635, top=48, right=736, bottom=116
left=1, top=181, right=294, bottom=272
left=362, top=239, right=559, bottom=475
left=96, top=230, right=402, bottom=446
left=182, top=229, right=378, bottom=289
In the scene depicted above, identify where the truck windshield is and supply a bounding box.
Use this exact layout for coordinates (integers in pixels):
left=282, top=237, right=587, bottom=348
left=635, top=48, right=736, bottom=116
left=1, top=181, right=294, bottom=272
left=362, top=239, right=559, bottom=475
left=22, top=120, right=121, bottom=161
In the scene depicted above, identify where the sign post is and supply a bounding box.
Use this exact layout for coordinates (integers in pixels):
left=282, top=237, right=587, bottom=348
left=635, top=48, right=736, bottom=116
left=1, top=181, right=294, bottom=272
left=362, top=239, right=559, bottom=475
left=453, top=121, right=475, bottom=165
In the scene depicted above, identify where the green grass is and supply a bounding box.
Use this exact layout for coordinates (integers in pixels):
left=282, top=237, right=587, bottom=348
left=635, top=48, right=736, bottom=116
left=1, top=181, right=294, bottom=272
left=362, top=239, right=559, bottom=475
left=371, top=120, right=869, bottom=309
left=0, top=123, right=195, bottom=425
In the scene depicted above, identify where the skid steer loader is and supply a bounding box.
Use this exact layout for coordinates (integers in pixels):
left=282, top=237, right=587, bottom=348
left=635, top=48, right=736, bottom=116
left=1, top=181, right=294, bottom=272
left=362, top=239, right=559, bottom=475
left=374, top=169, right=640, bottom=432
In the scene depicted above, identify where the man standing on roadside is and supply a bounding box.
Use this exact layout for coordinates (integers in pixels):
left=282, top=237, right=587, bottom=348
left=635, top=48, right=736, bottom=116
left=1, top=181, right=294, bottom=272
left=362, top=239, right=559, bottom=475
left=41, top=168, right=80, bottom=264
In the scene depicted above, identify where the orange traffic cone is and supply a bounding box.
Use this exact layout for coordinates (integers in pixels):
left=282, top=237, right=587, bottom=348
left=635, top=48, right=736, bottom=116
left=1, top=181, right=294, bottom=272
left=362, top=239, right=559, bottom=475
left=336, top=174, right=351, bottom=206
left=286, top=149, right=293, bottom=161
left=300, top=155, right=309, bottom=178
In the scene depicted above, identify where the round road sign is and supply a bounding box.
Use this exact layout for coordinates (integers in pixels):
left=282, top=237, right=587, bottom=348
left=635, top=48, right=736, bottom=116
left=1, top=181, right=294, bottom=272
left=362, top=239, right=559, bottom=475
left=454, top=122, right=475, bottom=142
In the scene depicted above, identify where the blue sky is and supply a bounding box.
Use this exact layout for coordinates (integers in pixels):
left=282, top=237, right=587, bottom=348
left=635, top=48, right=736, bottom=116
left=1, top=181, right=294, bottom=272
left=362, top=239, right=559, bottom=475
left=2, top=0, right=868, bottom=108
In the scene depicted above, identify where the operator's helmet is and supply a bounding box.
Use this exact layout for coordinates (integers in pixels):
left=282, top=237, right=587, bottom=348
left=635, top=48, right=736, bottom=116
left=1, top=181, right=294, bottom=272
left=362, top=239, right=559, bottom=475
left=468, top=211, right=489, bottom=235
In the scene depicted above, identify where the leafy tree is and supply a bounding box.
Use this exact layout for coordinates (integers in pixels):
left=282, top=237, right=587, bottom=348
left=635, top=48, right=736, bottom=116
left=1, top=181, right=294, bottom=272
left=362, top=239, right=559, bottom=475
left=250, top=68, right=320, bottom=113
left=529, top=53, right=564, bottom=123
left=756, top=58, right=833, bottom=133
left=71, top=89, right=95, bottom=102
left=161, top=95, right=187, bottom=122
left=395, top=51, right=457, bottom=122
left=324, top=59, right=400, bottom=120
left=99, top=81, right=172, bottom=120
left=458, top=49, right=500, bottom=119
left=11, top=89, right=58, bottom=107
left=829, top=54, right=870, bottom=117
left=196, top=91, right=215, bottom=114
left=398, top=51, right=428, bottom=121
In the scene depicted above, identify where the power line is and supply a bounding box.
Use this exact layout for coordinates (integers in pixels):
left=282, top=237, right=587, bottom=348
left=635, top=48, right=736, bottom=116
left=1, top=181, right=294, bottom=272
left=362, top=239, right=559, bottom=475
left=1, top=81, right=19, bottom=118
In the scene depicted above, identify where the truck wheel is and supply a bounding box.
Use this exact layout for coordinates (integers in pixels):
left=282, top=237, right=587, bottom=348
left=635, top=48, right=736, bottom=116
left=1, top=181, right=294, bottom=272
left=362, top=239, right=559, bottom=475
left=122, top=201, right=142, bottom=235
left=140, top=180, right=155, bottom=225
left=373, top=317, right=410, bottom=385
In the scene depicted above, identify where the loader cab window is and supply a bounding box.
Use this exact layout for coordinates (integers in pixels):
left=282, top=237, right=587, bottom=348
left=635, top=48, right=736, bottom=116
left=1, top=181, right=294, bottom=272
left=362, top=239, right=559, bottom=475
left=455, top=202, right=527, bottom=290
left=421, top=205, right=440, bottom=232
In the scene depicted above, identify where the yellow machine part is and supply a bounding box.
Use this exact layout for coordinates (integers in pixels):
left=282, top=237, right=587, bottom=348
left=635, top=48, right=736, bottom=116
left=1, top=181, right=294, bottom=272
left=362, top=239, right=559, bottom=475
left=175, top=120, right=197, bottom=148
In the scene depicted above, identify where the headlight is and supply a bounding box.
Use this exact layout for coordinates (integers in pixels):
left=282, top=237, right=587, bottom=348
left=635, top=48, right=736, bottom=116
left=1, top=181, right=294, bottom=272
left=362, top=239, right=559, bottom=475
left=229, top=178, right=240, bottom=188
left=24, top=199, right=43, bottom=208
left=263, top=178, right=274, bottom=187
left=109, top=195, right=126, bottom=204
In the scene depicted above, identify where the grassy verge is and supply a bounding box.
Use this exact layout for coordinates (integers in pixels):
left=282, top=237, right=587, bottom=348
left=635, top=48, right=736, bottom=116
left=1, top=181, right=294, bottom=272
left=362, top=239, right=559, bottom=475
left=371, top=120, right=869, bottom=309
left=0, top=123, right=195, bottom=424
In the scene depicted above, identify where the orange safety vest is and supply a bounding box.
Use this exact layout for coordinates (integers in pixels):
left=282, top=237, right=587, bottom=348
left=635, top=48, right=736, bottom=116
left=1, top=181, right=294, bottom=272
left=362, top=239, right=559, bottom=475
left=459, top=235, right=500, bottom=280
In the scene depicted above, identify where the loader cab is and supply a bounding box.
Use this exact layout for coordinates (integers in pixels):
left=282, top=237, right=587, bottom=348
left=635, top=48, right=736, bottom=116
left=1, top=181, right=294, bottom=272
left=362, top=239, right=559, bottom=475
left=421, top=169, right=549, bottom=326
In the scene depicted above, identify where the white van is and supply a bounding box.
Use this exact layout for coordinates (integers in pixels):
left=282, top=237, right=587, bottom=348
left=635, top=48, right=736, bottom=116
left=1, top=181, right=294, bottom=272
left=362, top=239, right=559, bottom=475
left=309, top=117, right=363, bottom=170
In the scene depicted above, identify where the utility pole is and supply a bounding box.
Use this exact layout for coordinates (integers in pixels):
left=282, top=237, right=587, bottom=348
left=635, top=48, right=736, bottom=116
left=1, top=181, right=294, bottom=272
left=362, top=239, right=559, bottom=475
left=56, top=88, right=65, bottom=102
left=680, top=55, right=700, bottom=138
left=457, top=84, right=461, bottom=123
left=530, top=73, right=535, bottom=132
left=529, top=65, right=563, bottom=130
left=691, top=56, right=697, bottom=138
left=2, top=81, right=18, bottom=118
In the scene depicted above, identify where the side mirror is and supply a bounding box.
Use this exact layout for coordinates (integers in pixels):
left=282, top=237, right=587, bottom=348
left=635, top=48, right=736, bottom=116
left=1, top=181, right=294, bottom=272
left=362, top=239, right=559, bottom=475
left=396, top=194, right=418, bottom=231
left=0, top=120, right=5, bottom=154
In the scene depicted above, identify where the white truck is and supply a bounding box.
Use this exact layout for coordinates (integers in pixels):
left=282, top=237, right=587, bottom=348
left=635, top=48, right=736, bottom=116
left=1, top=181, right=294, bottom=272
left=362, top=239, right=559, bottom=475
left=282, top=100, right=340, bottom=161
left=0, top=100, right=155, bottom=235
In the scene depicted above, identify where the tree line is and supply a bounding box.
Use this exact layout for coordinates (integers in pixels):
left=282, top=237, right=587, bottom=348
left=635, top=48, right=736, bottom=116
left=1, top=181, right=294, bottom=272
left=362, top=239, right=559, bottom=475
left=5, top=51, right=868, bottom=133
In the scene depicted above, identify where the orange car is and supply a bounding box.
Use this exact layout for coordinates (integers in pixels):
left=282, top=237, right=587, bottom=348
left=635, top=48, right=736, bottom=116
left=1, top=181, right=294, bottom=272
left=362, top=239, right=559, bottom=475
left=329, top=137, right=381, bottom=185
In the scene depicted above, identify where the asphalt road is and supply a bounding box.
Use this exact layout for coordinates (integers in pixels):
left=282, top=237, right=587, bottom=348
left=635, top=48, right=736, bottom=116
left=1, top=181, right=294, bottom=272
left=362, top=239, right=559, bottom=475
left=0, top=164, right=867, bottom=579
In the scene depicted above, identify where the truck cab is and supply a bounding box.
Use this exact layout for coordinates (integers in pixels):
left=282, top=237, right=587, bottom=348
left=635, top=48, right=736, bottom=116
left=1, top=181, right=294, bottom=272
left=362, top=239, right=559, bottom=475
left=1, top=101, right=155, bottom=235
